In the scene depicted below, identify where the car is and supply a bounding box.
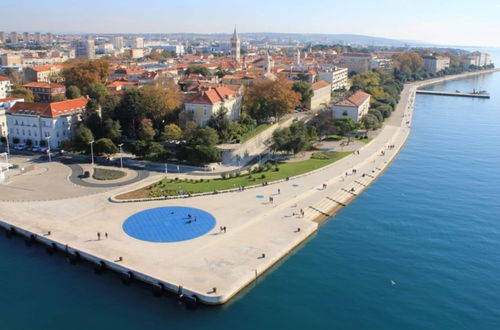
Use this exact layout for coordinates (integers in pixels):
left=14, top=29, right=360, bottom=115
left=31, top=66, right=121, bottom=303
left=39, top=146, right=48, bottom=153
left=14, top=143, right=26, bottom=150
left=31, top=146, right=40, bottom=152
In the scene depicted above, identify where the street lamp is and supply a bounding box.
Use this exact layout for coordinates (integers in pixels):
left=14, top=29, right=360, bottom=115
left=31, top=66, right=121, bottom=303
left=118, top=143, right=124, bottom=169
left=0, top=152, right=8, bottom=172
left=89, top=140, right=95, bottom=167
left=46, top=136, right=51, bottom=162
left=5, top=132, right=10, bottom=156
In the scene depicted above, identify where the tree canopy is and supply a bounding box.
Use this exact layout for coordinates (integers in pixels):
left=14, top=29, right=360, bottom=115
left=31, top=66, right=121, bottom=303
left=62, top=60, right=109, bottom=93
left=244, top=77, right=301, bottom=123
left=292, top=81, right=314, bottom=105
left=10, top=85, right=34, bottom=102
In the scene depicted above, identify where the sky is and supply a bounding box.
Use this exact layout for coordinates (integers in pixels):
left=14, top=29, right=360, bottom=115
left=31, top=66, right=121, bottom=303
left=2, top=0, right=500, bottom=47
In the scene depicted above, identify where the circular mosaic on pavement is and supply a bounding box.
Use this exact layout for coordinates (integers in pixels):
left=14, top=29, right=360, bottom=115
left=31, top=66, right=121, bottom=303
left=123, top=206, right=216, bottom=243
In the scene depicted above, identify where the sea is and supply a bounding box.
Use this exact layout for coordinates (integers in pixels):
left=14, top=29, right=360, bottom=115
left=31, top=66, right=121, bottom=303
left=1, top=50, right=500, bottom=330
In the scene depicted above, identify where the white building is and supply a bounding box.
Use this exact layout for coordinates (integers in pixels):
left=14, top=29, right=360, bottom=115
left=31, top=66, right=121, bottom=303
left=184, top=86, right=242, bottom=126
left=133, top=37, right=144, bottom=49
left=308, top=80, right=332, bottom=111
left=7, top=97, right=88, bottom=149
left=332, top=90, right=371, bottom=123
left=0, top=76, right=12, bottom=99
left=318, top=67, right=349, bottom=91
left=0, top=97, right=24, bottom=140
left=75, top=39, right=95, bottom=59
left=423, top=55, right=450, bottom=72
left=112, top=36, right=124, bottom=51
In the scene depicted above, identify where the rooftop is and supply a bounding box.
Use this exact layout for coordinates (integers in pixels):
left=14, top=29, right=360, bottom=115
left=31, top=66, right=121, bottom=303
left=9, top=97, right=88, bottom=117
left=335, top=90, right=371, bottom=107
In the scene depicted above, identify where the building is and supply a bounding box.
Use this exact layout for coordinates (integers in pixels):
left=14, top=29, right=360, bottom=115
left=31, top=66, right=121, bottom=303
left=22, top=82, right=66, bottom=102
left=23, top=64, right=63, bottom=83
left=133, top=37, right=144, bottom=49
left=9, top=32, right=18, bottom=44
left=0, top=76, right=12, bottom=99
left=129, top=48, right=144, bottom=59
left=468, top=51, right=492, bottom=67
left=318, top=67, right=349, bottom=91
left=7, top=97, right=88, bottom=149
left=0, top=32, right=5, bottom=44
left=339, top=53, right=374, bottom=74
left=423, top=55, right=450, bottom=72
left=112, top=36, right=124, bottom=51
left=0, top=97, right=24, bottom=139
left=0, top=54, right=22, bottom=67
left=332, top=90, right=371, bottom=122
left=308, top=80, right=332, bottom=111
left=75, top=39, right=95, bottom=59
left=230, top=27, right=241, bottom=63
left=184, top=86, right=242, bottom=126
left=34, top=32, right=41, bottom=43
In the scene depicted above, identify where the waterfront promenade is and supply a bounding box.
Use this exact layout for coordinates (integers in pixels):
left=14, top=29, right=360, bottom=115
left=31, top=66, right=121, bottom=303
left=0, top=69, right=496, bottom=305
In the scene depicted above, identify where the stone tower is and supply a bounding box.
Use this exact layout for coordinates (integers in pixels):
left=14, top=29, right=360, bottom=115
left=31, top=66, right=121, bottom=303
left=231, top=27, right=240, bottom=62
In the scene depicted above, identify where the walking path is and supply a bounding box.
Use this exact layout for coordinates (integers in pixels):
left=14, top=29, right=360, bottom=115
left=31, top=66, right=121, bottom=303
left=0, top=69, right=496, bottom=305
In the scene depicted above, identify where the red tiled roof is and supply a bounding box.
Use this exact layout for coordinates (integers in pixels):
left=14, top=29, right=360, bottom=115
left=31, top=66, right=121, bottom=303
left=0, top=76, right=9, bottom=82
left=9, top=97, right=88, bottom=117
left=186, top=86, right=237, bottom=105
left=29, top=64, right=63, bottom=72
left=22, top=82, right=65, bottom=89
left=311, top=80, right=331, bottom=91
left=335, top=91, right=370, bottom=107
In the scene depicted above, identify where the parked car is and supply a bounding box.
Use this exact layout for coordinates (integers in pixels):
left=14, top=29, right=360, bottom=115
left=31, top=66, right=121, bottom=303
left=14, top=143, right=26, bottom=150
left=31, top=146, right=40, bottom=152
left=39, top=146, right=48, bottom=153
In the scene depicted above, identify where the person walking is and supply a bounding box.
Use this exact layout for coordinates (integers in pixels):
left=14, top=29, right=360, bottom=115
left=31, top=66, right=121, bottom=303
left=97, top=232, right=101, bottom=240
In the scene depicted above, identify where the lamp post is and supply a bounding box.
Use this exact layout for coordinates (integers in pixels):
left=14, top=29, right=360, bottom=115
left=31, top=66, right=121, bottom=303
left=5, top=133, right=10, bottom=156
left=46, top=136, right=51, bottom=162
left=118, top=143, right=123, bottom=169
left=89, top=140, right=95, bottom=167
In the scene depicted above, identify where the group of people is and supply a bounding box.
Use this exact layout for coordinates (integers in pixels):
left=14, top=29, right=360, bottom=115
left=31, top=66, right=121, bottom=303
left=219, top=226, right=227, bottom=233
left=97, top=232, right=108, bottom=240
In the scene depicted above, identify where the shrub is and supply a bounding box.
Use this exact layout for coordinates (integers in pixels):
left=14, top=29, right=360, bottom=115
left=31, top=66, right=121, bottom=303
left=221, top=173, right=227, bottom=179
left=260, top=174, right=266, bottom=179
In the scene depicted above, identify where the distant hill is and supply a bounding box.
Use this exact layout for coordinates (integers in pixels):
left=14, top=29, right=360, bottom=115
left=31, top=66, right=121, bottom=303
left=162, top=32, right=427, bottom=47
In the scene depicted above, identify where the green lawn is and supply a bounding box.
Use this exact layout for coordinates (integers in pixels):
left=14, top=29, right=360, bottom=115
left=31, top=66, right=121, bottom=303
left=148, top=151, right=350, bottom=197
left=239, top=124, right=271, bottom=143
left=92, top=167, right=126, bottom=181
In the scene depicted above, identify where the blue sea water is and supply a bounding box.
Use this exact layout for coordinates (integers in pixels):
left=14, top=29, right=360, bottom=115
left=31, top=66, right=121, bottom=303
left=1, top=63, right=500, bottom=329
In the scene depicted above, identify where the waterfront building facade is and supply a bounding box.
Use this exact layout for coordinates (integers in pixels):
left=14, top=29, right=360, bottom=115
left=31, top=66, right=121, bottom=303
left=184, top=86, right=242, bottom=126
left=318, top=67, right=349, bottom=91
left=332, top=90, right=371, bottom=122
left=308, top=80, right=332, bottom=111
left=423, top=55, right=450, bottom=72
left=7, top=97, right=88, bottom=149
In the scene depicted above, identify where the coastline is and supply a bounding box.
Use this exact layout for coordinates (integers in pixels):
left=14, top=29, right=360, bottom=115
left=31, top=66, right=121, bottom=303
left=0, top=68, right=497, bottom=306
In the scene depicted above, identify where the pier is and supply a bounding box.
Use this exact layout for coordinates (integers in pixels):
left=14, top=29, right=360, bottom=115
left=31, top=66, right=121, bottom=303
left=416, top=90, right=490, bottom=98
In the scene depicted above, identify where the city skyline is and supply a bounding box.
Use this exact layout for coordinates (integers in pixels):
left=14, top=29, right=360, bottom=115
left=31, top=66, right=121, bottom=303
left=2, top=0, right=500, bottom=47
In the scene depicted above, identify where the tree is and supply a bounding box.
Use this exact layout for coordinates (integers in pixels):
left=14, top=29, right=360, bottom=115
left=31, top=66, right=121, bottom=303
left=244, top=77, right=301, bottom=123
left=138, top=84, right=182, bottom=128
left=138, top=118, right=155, bottom=141
left=10, top=85, right=34, bottom=102
left=215, top=68, right=231, bottom=78
left=86, top=82, right=109, bottom=110
left=94, top=138, right=118, bottom=155
left=114, top=88, right=143, bottom=138
left=207, top=107, right=231, bottom=142
left=292, top=81, right=314, bottom=105
left=185, top=65, right=210, bottom=77
left=51, top=94, right=67, bottom=102
left=368, top=109, right=383, bottom=123
left=1, top=68, right=22, bottom=85
left=62, top=60, right=109, bottom=93
left=288, top=121, right=312, bottom=154
left=103, top=118, right=122, bottom=142
left=66, top=85, right=81, bottom=99
left=73, top=126, right=94, bottom=152
left=362, top=113, right=380, bottom=130
left=334, top=118, right=358, bottom=136
left=271, top=127, right=293, bottom=153
left=185, top=127, right=219, bottom=146
left=162, top=123, right=182, bottom=141
left=312, top=110, right=336, bottom=139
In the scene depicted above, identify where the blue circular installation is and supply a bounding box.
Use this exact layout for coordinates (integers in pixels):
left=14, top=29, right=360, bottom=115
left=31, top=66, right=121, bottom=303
left=256, top=195, right=264, bottom=199
left=292, top=184, right=300, bottom=187
left=123, top=206, right=216, bottom=243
